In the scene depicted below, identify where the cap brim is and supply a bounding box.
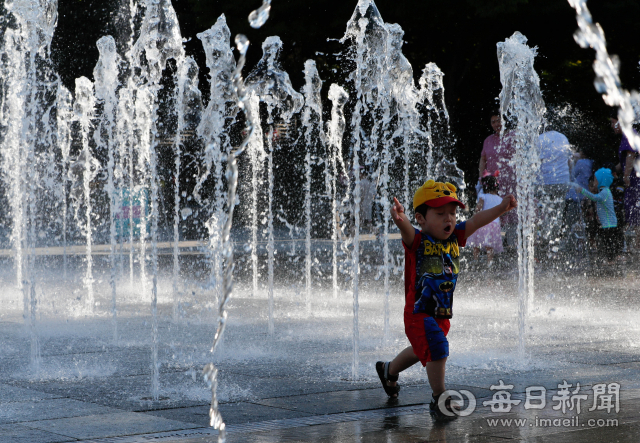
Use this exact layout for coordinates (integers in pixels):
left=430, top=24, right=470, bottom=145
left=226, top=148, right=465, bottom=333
left=425, top=197, right=466, bottom=209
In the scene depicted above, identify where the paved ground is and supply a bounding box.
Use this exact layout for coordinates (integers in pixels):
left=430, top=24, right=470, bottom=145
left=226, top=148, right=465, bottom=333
left=1, top=242, right=639, bottom=442
left=1, top=380, right=638, bottom=442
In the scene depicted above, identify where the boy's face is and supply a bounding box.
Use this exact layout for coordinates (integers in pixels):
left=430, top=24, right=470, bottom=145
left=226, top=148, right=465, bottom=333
left=415, top=202, right=458, bottom=240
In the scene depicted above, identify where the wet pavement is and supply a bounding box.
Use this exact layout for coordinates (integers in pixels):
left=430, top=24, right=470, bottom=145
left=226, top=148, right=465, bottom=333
left=2, top=382, right=638, bottom=442
left=1, top=246, right=640, bottom=442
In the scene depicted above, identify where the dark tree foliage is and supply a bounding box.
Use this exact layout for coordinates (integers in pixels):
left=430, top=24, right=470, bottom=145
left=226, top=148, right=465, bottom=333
left=51, top=0, right=640, bottom=197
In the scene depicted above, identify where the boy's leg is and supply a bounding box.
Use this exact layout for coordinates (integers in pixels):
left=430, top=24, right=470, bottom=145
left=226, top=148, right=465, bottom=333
left=428, top=357, right=459, bottom=420
left=426, top=357, right=447, bottom=396
left=379, top=346, right=419, bottom=397
left=388, top=346, right=420, bottom=379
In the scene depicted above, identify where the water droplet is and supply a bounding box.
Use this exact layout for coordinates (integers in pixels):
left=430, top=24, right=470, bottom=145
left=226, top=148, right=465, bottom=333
left=573, top=30, right=589, bottom=48
left=181, top=207, right=193, bottom=220
left=235, top=34, right=249, bottom=55
left=248, top=0, right=271, bottom=29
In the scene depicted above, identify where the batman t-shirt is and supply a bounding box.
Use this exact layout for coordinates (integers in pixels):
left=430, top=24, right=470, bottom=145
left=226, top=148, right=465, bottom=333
left=412, top=223, right=466, bottom=319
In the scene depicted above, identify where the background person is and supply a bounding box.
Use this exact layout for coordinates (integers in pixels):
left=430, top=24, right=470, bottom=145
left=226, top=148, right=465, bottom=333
left=479, top=111, right=517, bottom=248
left=571, top=168, right=621, bottom=264
left=359, top=168, right=378, bottom=234
left=611, top=116, right=640, bottom=251
left=565, top=146, right=594, bottom=227
left=537, top=130, right=572, bottom=251
left=466, top=171, right=503, bottom=266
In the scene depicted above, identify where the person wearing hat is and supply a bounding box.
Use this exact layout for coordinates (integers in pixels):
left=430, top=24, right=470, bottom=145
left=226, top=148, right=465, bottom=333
left=376, top=179, right=517, bottom=420
left=571, top=168, right=621, bottom=263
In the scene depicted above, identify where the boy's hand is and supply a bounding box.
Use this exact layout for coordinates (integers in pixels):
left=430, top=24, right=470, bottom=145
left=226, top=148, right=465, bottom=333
left=501, top=194, right=517, bottom=213
left=390, top=197, right=405, bottom=221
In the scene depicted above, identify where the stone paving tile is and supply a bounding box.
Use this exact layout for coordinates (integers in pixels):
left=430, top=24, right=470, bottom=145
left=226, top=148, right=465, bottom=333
left=24, top=411, right=201, bottom=440
left=144, top=402, right=315, bottom=426
left=472, top=398, right=640, bottom=440
left=8, top=373, right=207, bottom=412
left=0, top=424, right=76, bottom=443
left=219, top=397, right=640, bottom=443
left=527, top=420, right=640, bottom=442
left=223, top=413, right=514, bottom=443
left=0, top=398, right=118, bottom=425
left=253, top=383, right=492, bottom=416
left=0, top=383, right=62, bottom=403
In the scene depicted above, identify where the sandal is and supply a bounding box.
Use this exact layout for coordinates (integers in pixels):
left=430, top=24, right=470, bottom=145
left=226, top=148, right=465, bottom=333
left=376, top=361, right=400, bottom=397
left=429, top=393, right=460, bottom=421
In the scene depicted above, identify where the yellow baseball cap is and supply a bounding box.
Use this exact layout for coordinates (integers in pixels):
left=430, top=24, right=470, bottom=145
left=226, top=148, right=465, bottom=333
left=413, top=180, right=465, bottom=209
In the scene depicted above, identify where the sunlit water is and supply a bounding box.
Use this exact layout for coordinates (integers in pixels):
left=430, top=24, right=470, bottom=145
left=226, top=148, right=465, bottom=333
left=2, top=1, right=640, bottom=432
left=2, top=250, right=639, bottom=405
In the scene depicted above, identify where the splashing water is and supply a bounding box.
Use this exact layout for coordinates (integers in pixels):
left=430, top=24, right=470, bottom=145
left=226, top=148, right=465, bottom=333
left=567, top=0, right=640, bottom=165
left=244, top=36, right=303, bottom=305
left=196, top=15, right=237, bottom=313
left=203, top=1, right=272, bottom=438
left=301, top=59, right=324, bottom=314
left=202, top=31, right=254, bottom=443
left=173, top=56, right=202, bottom=319
left=340, top=0, right=449, bottom=379
left=497, top=31, right=545, bottom=361
left=93, top=35, right=122, bottom=341
left=249, top=0, right=271, bottom=29
left=1, top=1, right=58, bottom=372
left=434, top=158, right=467, bottom=212
left=71, top=77, right=98, bottom=314
left=55, top=84, right=73, bottom=280
left=130, top=0, right=187, bottom=400
left=327, top=84, right=349, bottom=300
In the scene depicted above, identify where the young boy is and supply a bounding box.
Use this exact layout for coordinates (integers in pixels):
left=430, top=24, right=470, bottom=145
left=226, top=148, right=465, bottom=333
left=571, top=168, right=621, bottom=262
left=376, top=179, right=517, bottom=420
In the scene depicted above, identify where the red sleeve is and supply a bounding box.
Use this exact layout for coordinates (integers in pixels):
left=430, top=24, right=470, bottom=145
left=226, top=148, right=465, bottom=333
left=403, top=228, right=421, bottom=252
left=454, top=222, right=467, bottom=247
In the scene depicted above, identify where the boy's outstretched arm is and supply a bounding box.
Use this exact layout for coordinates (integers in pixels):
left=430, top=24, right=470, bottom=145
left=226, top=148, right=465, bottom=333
left=571, top=182, right=605, bottom=202
left=391, top=197, right=416, bottom=246
left=465, top=195, right=517, bottom=238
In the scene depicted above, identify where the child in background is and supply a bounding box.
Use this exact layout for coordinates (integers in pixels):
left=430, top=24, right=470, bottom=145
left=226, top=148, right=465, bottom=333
left=466, top=170, right=503, bottom=265
left=571, top=168, right=621, bottom=263
left=607, top=164, right=627, bottom=254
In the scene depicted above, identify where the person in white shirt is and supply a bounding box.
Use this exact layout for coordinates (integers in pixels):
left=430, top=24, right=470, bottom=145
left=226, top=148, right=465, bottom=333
left=538, top=130, right=573, bottom=252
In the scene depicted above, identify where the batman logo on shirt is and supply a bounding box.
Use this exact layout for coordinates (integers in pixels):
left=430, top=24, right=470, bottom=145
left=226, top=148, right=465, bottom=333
left=439, top=281, right=454, bottom=292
